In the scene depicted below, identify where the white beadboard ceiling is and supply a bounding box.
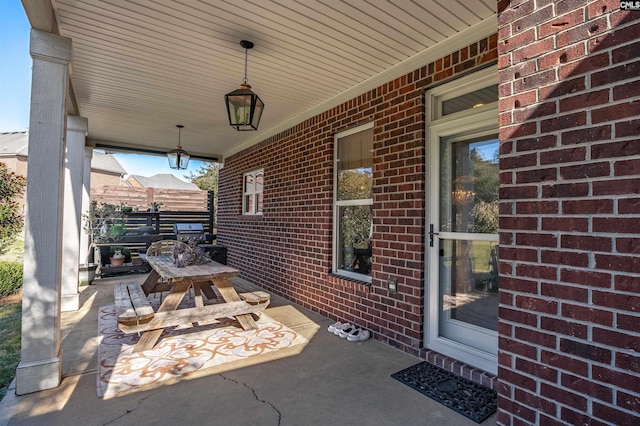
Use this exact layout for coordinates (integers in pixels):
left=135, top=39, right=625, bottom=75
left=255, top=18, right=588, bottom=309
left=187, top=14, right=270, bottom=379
left=25, top=0, right=496, bottom=162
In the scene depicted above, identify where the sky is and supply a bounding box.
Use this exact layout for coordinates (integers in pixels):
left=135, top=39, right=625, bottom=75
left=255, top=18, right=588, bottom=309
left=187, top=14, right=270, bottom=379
left=0, top=1, right=207, bottom=180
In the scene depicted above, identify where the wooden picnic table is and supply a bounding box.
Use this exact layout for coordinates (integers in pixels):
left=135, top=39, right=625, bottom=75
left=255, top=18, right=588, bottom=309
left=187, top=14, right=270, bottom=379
left=116, top=255, right=269, bottom=352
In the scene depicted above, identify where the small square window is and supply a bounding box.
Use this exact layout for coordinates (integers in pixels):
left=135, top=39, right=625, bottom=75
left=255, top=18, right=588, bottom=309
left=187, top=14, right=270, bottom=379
left=243, top=169, right=264, bottom=215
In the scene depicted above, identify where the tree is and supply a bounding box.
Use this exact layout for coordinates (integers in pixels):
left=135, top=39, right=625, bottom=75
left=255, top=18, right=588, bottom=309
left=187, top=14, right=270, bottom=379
left=0, top=162, right=26, bottom=254
left=186, top=162, right=219, bottom=224
left=186, top=162, right=219, bottom=191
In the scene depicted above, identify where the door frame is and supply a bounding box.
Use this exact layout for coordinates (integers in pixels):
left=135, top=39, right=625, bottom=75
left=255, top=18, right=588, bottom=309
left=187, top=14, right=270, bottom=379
left=424, top=66, right=499, bottom=375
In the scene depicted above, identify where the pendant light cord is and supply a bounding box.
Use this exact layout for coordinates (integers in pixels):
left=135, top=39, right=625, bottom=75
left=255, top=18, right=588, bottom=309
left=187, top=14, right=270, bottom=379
left=243, top=47, right=248, bottom=84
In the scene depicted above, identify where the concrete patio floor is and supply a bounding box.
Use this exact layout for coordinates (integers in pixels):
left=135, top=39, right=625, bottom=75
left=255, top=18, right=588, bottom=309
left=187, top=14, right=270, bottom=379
left=0, top=274, right=496, bottom=426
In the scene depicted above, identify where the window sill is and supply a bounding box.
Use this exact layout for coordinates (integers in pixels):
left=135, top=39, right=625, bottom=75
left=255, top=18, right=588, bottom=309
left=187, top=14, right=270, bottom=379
left=328, top=273, right=372, bottom=287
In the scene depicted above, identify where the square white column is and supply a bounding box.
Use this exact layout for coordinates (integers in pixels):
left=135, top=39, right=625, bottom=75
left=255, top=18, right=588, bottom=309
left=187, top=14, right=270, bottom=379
left=61, top=116, right=88, bottom=312
left=16, top=29, right=72, bottom=395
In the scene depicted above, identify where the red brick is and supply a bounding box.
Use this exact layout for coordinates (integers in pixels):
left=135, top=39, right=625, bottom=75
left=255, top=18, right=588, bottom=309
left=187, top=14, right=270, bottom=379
left=538, top=9, right=586, bottom=39
left=538, top=76, right=586, bottom=101
left=516, top=295, right=558, bottom=314
left=560, top=161, right=611, bottom=180
left=592, top=100, right=640, bottom=125
left=561, top=200, right=613, bottom=215
left=500, top=337, right=539, bottom=361
left=593, top=59, right=640, bottom=88
left=541, top=350, right=589, bottom=377
left=617, top=313, right=640, bottom=333
left=541, top=249, right=589, bottom=267
left=593, top=327, right=640, bottom=352
left=591, top=21, right=640, bottom=54
left=538, top=43, right=586, bottom=70
left=516, top=358, right=559, bottom=382
left=592, top=290, right=640, bottom=313
left=616, top=237, right=640, bottom=255
left=562, top=304, right=613, bottom=326
left=561, top=372, right=613, bottom=403
left=500, top=307, right=539, bottom=328
left=542, top=182, right=589, bottom=198
left=593, top=365, right=640, bottom=393
left=593, top=401, right=640, bottom=426
left=560, top=268, right=612, bottom=288
left=516, top=263, right=558, bottom=281
left=540, top=383, right=588, bottom=411
left=614, top=158, right=640, bottom=176
left=593, top=178, right=640, bottom=196
left=514, top=326, right=557, bottom=348
left=541, top=217, right=589, bottom=233
left=591, top=140, right=640, bottom=159
left=540, top=112, right=587, bottom=133
left=613, top=81, right=640, bottom=102
left=560, top=338, right=612, bottom=363
left=513, top=38, right=555, bottom=63
left=559, top=89, right=610, bottom=113
left=541, top=317, right=588, bottom=339
left=615, top=120, right=640, bottom=137
left=560, top=407, right=610, bottom=426
left=516, top=201, right=558, bottom=215
left=559, top=52, right=610, bottom=80
left=515, top=69, right=558, bottom=93
left=561, top=125, right=612, bottom=145
left=500, top=28, right=536, bottom=53
left=613, top=391, right=640, bottom=419
left=514, top=388, right=557, bottom=415
left=595, top=254, right=640, bottom=274
left=516, top=135, right=557, bottom=152
left=540, top=147, right=586, bottom=165
left=516, top=168, right=558, bottom=184
left=499, top=367, right=537, bottom=393
left=501, top=152, right=537, bottom=169
left=615, top=352, right=640, bottom=372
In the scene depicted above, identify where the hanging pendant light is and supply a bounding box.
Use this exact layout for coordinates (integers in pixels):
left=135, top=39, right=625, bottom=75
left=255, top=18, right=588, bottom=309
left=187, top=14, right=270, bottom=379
left=167, top=124, right=190, bottom=169
left=225, top=40, right=264, bottom=131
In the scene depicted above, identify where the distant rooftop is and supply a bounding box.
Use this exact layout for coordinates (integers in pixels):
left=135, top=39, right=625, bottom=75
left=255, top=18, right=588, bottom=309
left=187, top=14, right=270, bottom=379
left=127, top=173, right=199, bottom=190
left=0, top=132, right=127, bottom=175
left=0, top=132, right=29, bottom=156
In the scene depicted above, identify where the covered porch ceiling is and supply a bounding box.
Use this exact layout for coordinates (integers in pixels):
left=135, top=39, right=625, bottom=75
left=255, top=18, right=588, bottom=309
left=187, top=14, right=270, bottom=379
left=23, top=0, right=496, bottom=162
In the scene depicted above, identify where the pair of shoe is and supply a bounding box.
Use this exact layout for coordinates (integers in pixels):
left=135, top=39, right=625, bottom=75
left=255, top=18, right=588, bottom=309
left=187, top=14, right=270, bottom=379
left=327, top=321, right=371, bottom=342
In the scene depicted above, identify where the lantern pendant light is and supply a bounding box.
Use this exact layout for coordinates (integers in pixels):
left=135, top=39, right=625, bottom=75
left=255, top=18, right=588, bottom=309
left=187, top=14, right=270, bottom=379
left=167, top=124, right=190, bottom=170
left=224, top=40, right=264, bottom=131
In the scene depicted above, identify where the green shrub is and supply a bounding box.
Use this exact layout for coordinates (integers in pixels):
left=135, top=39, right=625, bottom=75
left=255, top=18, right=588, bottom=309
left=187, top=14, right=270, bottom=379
left=0, top=261, right=22, bottom=298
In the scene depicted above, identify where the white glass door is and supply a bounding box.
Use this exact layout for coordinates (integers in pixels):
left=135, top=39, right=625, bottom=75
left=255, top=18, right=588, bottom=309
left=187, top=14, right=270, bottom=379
left=425, top=68, right=499, bottom=374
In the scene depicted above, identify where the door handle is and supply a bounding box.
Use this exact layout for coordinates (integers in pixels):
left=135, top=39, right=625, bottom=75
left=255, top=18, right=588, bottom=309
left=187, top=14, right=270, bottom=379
left=428, top=224, right=439, bottom=247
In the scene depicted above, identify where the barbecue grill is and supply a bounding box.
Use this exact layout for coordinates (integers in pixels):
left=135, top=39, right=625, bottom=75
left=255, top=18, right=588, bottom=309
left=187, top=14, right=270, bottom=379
left=173, top=223, right=206, bottom=242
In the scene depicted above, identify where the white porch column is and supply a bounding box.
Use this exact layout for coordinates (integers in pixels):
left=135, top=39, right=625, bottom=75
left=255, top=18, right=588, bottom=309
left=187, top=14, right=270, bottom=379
left=79, top=146, right=93, bottom=264
left=61, top=116, right=87, bottom=312
left=16, top=29, right=71, bottom=395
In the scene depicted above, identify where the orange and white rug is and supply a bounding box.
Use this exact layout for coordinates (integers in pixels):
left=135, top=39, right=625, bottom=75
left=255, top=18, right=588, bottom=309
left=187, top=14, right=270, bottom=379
left=97, top=303, right=307, bottom=398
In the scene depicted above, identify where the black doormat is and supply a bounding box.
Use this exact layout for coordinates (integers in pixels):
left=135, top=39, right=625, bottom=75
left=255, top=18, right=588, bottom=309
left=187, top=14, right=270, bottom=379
left=391, top=362, right=497, bottom=423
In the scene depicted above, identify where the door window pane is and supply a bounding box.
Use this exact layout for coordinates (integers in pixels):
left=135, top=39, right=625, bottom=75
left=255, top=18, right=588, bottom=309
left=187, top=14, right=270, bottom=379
left=440, top=135, right=499, bottom=233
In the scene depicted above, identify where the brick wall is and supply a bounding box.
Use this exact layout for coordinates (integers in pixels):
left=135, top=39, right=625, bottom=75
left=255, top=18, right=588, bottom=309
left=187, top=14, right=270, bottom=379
left=498, top=1, right=640, bottom=424
left=219, top=35, right=497, bottom=363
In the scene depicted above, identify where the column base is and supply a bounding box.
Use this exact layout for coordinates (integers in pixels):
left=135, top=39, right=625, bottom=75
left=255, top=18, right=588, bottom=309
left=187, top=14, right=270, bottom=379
left=15, top=353, right=62, bottom=395
left=61, top=294, right=80, bottom=312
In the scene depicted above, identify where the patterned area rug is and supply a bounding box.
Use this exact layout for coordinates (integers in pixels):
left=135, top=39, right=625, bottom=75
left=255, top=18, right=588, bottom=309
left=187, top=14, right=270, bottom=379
left=97, top=302, right=307, bottom=398
left=391, top=362, right=497, bottom=423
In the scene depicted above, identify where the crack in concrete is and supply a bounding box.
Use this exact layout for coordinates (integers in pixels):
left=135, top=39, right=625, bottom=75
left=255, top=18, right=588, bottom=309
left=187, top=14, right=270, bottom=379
left=102, top=394, right=154, bottom=425
left=219, top=374, right=282, bottom=426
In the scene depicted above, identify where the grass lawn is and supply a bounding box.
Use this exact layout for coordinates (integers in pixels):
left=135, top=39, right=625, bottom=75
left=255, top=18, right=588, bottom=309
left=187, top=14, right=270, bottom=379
left=0, top=293, right=21, bottom=401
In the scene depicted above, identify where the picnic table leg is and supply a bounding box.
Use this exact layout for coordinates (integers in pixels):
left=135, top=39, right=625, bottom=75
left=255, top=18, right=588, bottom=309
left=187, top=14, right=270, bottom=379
left=133, top=280, right=192, bottom=352
left=141, top=270, right=162, bottom=295
left=212, top=277, right=258, bottom=330
left=193, top=281, right=204, bottom=308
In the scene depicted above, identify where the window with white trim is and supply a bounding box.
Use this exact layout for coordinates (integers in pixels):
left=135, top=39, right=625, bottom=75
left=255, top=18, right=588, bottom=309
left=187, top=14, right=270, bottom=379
left=333, top=123, right=373, bottom=282
left=243, top=169, right=263, bottom=215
